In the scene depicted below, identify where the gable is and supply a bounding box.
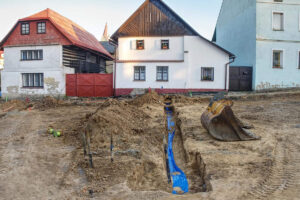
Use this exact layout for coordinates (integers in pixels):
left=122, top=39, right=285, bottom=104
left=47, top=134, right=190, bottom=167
left=111, top=0, right=198, bottom=41
left=1, top=20, right=71, bottom=48
left=0, top=9, right=112, bottom=59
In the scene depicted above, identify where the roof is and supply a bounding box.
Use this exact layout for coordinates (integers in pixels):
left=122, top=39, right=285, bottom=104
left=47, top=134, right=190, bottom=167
left=1, top=9, right=113, bottom=59
left=100, top=41, right=116, bottom=54
left=111, top=0, right=234, bottom=58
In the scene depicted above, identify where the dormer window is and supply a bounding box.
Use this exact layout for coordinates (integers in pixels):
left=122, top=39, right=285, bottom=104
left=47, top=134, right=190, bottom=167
left=21, top=23, right=30, bottom=35
left=37, top=22, right=46, bottom=34
left=136, top=40, right=144, bottom=50
left=161, top=40, right=169, bottom=50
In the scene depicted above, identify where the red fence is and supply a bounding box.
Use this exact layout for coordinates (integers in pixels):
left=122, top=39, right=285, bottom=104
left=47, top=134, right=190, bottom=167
left=66, top=74, right=113, bottom=97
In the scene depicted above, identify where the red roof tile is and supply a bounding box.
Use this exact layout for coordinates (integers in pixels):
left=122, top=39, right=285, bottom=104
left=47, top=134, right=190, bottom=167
left=19, top=8, right=112, bottom=59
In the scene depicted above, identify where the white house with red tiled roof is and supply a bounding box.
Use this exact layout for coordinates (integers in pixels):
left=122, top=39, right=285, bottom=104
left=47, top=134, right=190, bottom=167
left=0, top=8, right=112, bottom=98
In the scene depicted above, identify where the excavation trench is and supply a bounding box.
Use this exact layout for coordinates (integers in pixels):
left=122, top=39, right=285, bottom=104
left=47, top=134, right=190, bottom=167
left=80, top=97, right=211, bottom=195
left=164, top=99, right=212, bottom=194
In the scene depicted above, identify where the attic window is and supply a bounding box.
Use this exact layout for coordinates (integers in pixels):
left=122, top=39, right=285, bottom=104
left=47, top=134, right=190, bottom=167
left=21, top=23, right=30, bottom=35
left=161, top=40, right=169, bottom=50
left=37, top=22, right=46, bottom=34
left=136, top=40, right=144, bottom=50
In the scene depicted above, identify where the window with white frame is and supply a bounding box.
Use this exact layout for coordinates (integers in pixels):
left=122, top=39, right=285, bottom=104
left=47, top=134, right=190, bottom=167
left=273, top=12, right=284, bottom=31
left=22, top=73, right=44, bottom=88
left=273, top=50, right=283, bottom=68
left=201, top=67, right=214, bottom=81
left=134, top=66, right=146, bottom=81
left=21, top=50, right=43, bottom=60
left=157, top=66, right=168, bottom=81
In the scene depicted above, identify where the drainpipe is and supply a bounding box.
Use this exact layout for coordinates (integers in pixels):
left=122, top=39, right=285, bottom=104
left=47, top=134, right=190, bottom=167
left=109, top=39, right=118, bottom=97
left=225, top=56, right=235, bottom=91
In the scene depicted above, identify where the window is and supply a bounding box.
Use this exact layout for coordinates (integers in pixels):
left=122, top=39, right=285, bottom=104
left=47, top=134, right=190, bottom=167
left=37, top=22, right=46, bottom=34
left=274, top=0, right=283, bottom=2
left=161, top=40, right=169, bottom=50
left=21, top=23, right=30, bottom=35
left=136, top=40, right=144, bottom=50
left=22, top=73, right=44, bottom=88
left=273, top=12, right=284, bottom=31
left=21, top=50, right=43, bottom=61
left=273, top=50, right=283, bottom=68
left=134, top=66, right=146, bottom=81
left=201, top=67, right=214, bottom=81
left=157, top=66, right=168, bottom=81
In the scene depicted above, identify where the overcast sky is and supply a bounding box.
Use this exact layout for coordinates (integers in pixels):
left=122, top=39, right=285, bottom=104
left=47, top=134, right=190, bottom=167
left=0, top=0, right=222, bottom=41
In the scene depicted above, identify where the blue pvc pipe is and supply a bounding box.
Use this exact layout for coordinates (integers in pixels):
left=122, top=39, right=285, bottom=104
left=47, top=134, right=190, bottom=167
left=165, top=106, right=189, bottom=194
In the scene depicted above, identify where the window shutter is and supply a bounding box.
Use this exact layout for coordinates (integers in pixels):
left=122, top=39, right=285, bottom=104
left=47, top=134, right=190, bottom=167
left=155, top=40, right=161, bottom=50
left=130, top=40, right=137, bottom=50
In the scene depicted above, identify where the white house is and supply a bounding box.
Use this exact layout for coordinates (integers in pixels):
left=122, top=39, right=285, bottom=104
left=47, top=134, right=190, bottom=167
left=111, top=0, right=235, bottom=96
left=0, top=9, right=112, bottom=98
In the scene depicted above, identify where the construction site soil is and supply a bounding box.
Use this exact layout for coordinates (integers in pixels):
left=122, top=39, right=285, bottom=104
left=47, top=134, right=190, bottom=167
left=0, top=91, right=300, bottom=200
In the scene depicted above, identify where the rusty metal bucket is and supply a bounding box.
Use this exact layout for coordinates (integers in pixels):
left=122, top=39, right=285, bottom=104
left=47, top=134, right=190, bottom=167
left=201, top=100, right=260, bottom=141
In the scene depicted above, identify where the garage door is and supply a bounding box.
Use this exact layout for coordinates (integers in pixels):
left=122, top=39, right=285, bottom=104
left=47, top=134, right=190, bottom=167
left=229, top=67, right=253, bottom=91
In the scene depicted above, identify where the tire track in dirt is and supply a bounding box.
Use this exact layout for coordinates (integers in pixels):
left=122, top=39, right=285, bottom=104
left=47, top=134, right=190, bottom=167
left=246, top=138, right=300, bottom=200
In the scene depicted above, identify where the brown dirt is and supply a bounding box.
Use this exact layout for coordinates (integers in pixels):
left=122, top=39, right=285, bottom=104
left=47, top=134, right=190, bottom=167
left=33, top=96, right=64, bottom=110
left=130, top=91, right=163, bottom=106
left=78, top=100, right=171, bottom=195
left=0, top=93, right=300, bottom=199
left=0, top=99, right=29, bottom=112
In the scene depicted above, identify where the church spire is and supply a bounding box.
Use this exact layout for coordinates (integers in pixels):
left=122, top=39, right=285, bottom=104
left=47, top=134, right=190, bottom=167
left=101, top=23, right=109, bottom=41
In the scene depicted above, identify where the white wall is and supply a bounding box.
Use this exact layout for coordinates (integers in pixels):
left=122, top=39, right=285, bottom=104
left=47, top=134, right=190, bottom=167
left=116, top=36, right=230, bottom=91
left=1, top=45, right=75, bottom=97
left=116, top=62, right=187, bottom=89
left=118, top=37, right=184, bottom=61
left=184, top=36, right=229, bottom=90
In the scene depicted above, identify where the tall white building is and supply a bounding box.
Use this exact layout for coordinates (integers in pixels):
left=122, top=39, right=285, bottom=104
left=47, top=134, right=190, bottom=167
left=213, top=0, right=300, bottom=91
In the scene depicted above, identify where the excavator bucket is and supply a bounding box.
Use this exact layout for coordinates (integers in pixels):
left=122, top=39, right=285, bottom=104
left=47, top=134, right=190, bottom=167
left=201, top=99, right=260, bottom=141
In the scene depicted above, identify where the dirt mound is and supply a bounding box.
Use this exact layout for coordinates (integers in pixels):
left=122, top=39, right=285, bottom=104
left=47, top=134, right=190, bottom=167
left=80, top=101, right=171, bottom=193
left=172, top=95, right=209, bottom=104
left=130, top=91, right=163, bottom=106
left=0, top=100, right=28, bottom=112
left=34, top=96, right=63, bottom=110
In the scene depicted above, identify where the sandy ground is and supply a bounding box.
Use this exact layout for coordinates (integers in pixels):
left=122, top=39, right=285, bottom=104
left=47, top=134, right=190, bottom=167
left=0, top=92, right=299, bottom=200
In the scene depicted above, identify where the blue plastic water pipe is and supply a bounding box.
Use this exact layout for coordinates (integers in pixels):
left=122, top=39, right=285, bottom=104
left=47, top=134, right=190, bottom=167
left=165, top=105, right=189, bottom=194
